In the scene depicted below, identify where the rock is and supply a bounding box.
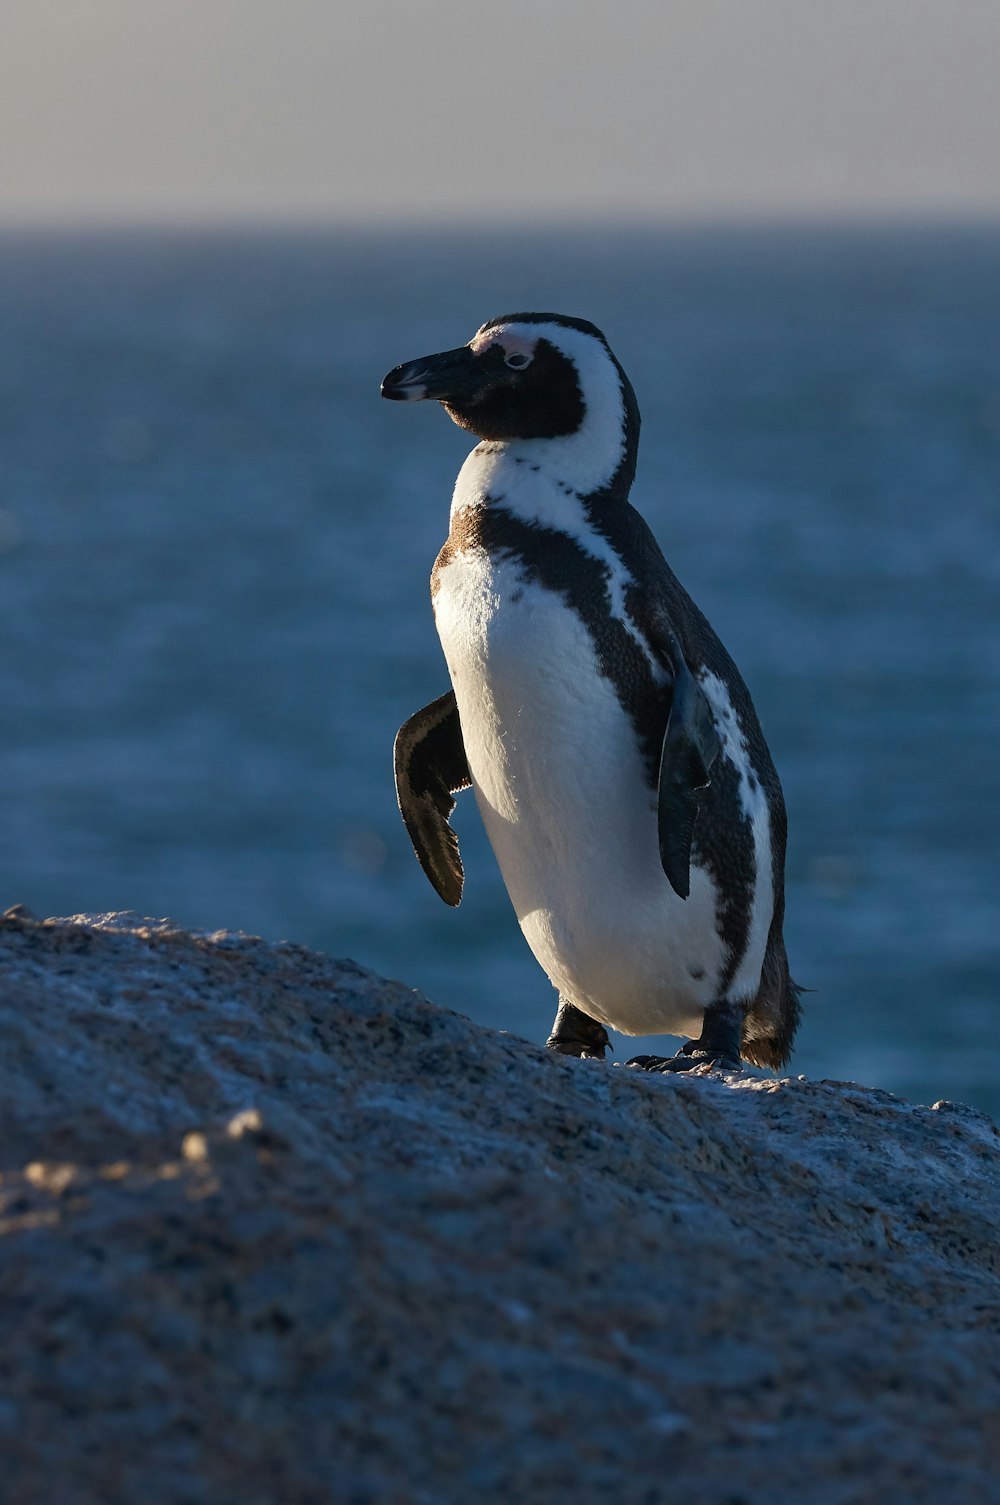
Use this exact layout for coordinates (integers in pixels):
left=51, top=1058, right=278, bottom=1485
left=1, top=908, right=998, bottom=1505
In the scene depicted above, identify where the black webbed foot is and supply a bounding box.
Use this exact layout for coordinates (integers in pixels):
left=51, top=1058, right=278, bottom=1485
left=547, top=999, right=612, bottom=1061
left=627, top=1047, right=742, bottom=1074
left=626, top=1000, right=743, bottom=1074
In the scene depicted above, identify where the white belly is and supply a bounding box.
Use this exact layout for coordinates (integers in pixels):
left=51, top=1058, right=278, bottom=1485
left=433, top=547, right=728, bottom=1037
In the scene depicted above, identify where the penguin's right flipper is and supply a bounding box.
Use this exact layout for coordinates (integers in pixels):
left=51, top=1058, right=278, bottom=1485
left=394, top=690, right=471, bottom=906
left=657, top=639, right=722, bottom=901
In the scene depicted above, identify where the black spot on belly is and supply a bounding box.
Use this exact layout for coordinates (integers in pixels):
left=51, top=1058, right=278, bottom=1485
left=688, top=966, right=705, bottom=981
left=510, top=587, right=524, bottom=604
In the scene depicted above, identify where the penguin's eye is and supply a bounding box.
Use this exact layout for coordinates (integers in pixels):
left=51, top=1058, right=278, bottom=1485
left=504, top=352, right=533, bottom=370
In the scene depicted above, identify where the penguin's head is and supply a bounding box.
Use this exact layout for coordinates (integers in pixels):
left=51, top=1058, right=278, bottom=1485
left=382, top=313, right=640, bottom=493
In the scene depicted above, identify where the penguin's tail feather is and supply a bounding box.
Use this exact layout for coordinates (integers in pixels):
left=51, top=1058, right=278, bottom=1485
left=741, top=932, right=803, bottom=1071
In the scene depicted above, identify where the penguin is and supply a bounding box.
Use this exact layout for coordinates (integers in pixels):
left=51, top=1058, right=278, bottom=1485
left=382, top=313, right=800, bottom=1073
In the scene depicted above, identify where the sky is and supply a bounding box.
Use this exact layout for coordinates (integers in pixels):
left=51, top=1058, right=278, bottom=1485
left=2, top=0, right=999, bottom=224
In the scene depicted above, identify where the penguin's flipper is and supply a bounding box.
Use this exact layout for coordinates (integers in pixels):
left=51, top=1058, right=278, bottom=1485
left=657, top=640, right=722, bottom=900
left=394, top=690, right=472, bottom=907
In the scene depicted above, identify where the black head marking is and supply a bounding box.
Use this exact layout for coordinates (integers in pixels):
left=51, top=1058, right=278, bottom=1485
left=443, top=336, right=585, bottom=442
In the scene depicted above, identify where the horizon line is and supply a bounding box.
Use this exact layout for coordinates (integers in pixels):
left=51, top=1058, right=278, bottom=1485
left=2, top=206, right=1000, bottom=236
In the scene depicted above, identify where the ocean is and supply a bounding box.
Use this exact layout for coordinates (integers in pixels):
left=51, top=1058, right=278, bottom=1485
left=1, top=222, right=997, bottom=1115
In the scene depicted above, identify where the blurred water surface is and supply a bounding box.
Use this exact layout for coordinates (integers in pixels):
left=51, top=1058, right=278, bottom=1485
left=0, top=224, right=997, bottom=1114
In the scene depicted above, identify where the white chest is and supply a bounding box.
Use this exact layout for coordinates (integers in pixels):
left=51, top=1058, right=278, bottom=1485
left=432, top=535, right=727, bottom=1038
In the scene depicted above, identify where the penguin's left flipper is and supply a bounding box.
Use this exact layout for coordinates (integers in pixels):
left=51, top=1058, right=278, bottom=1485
left=394, top=690, right=472, bottom=907
left=657, top=638, right=722, bottom=900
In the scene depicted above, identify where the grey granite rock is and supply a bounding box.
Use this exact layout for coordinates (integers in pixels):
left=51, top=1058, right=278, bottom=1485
left=1, top=907, right=998, bottom=1505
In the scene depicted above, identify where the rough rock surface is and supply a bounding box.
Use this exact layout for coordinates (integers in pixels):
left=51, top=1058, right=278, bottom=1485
left=1, top=908, right=999, bottom=1505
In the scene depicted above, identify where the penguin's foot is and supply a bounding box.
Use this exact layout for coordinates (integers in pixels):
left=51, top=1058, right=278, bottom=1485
left=546, top=998, right=612, bottom=1061
left=626, top=1000, right=743, bottom=1074
left=626, top=1046, right=742, bottom=1074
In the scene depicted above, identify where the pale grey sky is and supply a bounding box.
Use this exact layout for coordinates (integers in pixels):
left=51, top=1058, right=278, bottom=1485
left=2, top=0, right=999, bottom=223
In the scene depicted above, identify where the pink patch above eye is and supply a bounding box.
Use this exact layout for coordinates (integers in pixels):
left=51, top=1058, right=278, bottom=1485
left=470, top=329, right=536, bottom=359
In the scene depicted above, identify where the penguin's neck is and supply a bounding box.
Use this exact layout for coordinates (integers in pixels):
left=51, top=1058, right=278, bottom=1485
left=449, top=406, right=635, bottom=532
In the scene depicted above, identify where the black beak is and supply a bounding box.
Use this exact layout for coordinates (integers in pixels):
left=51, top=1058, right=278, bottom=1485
left=381, top=344, right=497, bottom=404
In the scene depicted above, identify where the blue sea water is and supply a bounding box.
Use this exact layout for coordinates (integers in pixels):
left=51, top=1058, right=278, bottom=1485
left=0, top=223, right=997, bottom=1115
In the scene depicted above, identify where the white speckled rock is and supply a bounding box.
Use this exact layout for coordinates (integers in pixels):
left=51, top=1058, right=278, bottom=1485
left=1, top=907, right=998, bottom=1505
